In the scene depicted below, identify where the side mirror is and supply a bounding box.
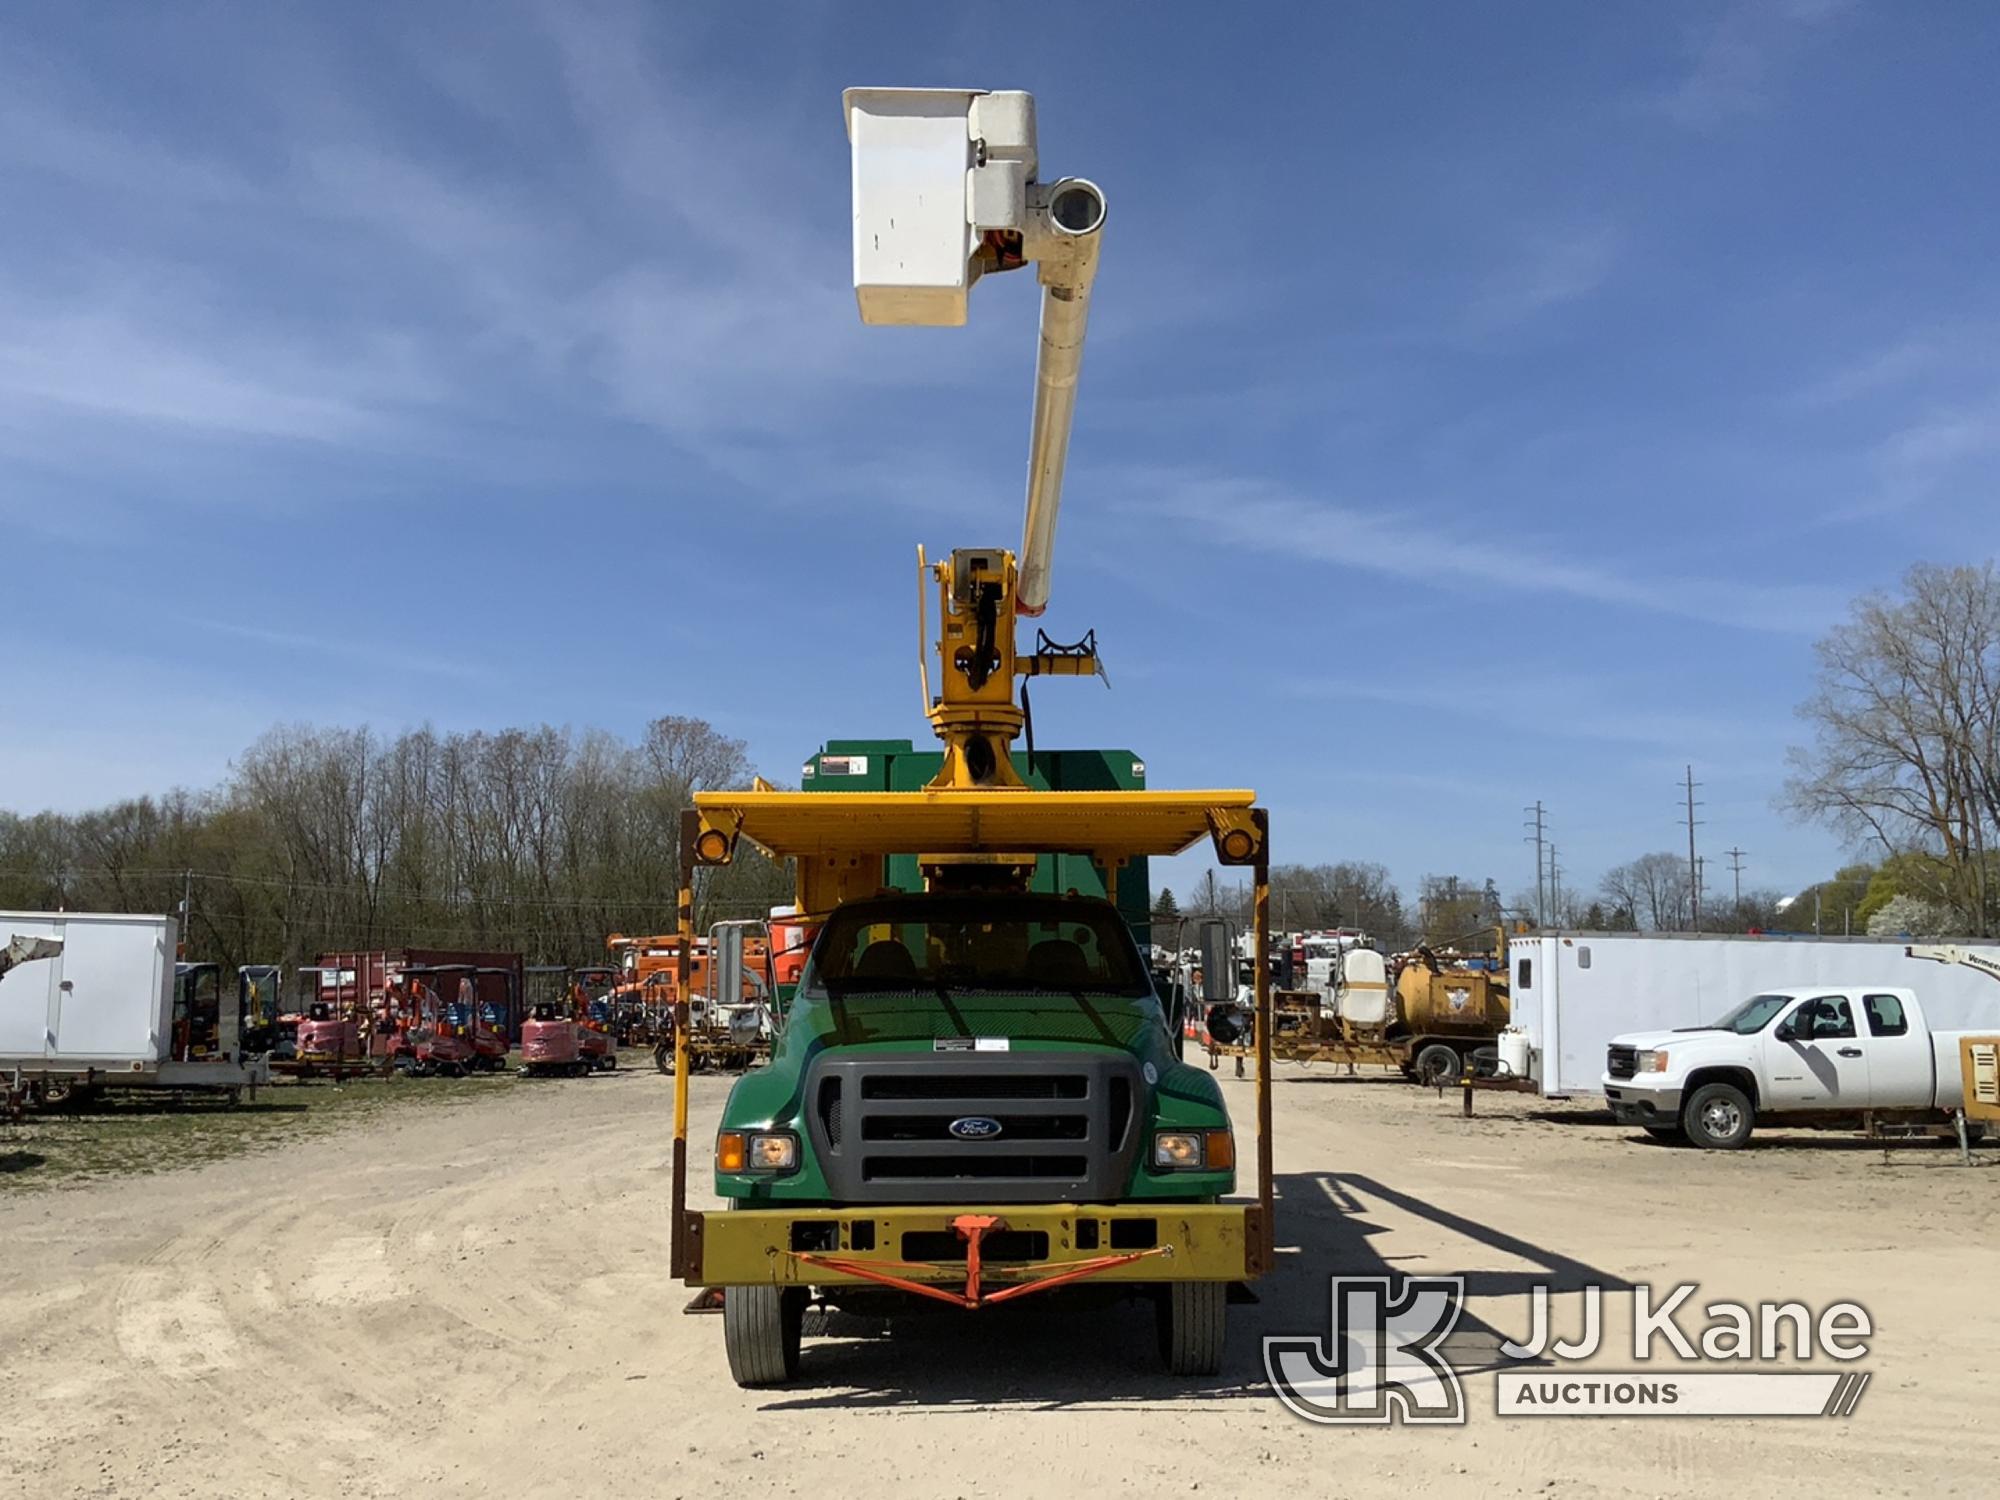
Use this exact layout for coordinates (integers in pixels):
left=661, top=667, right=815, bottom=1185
left=714, top=925, right=745, bottom=1007
left=1774, top=1014, right=1799, bottom=1043
left=1198, top=920, right=1235, bottom=1004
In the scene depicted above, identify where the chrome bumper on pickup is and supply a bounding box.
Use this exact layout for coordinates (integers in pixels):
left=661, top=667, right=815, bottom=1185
left=1603, top=1082, right=1683, bottom=1124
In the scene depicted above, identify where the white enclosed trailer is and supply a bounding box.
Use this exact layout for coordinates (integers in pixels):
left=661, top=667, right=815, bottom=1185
left=1506, top=931, right=2000, bottom=1097
left=0, top=910, right=269, bottom=1096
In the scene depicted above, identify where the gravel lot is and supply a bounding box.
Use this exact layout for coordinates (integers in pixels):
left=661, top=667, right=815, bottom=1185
left=2, top=1063, right=1994, bottom=1498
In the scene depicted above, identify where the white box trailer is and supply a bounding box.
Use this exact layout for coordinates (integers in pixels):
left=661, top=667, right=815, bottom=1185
left=0, top=910, right=269, bottom=1095
left=1506, top=931, right=2000, bottom=1096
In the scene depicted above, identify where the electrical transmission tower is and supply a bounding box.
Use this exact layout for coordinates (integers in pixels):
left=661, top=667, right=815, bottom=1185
left=1682, top=766, right=1704, bottom=933
left=1524, top=800, right=1548, bottom=927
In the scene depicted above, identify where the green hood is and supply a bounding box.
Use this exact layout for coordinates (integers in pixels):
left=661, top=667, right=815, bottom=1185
left=791, top=990, right=1164, bottom=1051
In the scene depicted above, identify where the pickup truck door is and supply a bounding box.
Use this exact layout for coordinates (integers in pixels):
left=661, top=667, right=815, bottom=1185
left=1856, top=992, right=1933, bottom=1108
left=1760, top=996, right=1869, bottom=1109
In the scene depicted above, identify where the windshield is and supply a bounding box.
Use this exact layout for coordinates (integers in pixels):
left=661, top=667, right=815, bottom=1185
left=1709, top=993, right=1793, bottom=1034
left=802, top=894, right=1149, bottom=999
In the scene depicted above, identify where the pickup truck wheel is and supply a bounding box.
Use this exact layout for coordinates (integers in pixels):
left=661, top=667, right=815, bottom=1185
left=1156, top=1281, right=1227, bottom=1376
left=724, top=1285, right=805, bottom=1387
left=1682, top=1082, right=1754, bottom=1150
left=1413, top=1043, right=1461, bottom=1086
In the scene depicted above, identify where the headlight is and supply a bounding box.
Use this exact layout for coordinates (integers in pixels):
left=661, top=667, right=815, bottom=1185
left=749, top=1132, right=797, bottom=1171
left=718, top=1131, right=798, bottom=1173
left=1152, top=1130, right=1233, bottom=1170
left=1638, top=1050, right=1672, bottom=1073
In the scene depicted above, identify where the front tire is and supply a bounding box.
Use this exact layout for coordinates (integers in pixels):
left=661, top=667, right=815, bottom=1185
left=723, top=1285, right=805, bottom=1387
left=1682, top=1081, right=1754, bottom=1150
left=1156, top=1281, right=1227, bottom=1376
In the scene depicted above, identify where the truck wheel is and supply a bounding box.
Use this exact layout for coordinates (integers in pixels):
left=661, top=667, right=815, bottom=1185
left=1156, top=1282, right=1226, bottom=1377
left=723, top=1285, right=805, bottom=1387
left=1413, top=1043, right=1460, bottom=1085
left=1682, top=1082, right=1754, bottom=1150
left=655, top=1043, right=675, bottom=1076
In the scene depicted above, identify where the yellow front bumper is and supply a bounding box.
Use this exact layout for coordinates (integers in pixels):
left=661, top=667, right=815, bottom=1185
left=683, top=1202, right=1263, bottom=1287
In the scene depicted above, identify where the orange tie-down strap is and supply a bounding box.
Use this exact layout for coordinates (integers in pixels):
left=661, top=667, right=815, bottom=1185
left=790, top=1213, right=1174, bottom=1308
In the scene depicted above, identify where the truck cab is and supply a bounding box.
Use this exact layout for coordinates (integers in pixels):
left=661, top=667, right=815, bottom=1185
left=716, top=890, right=1232, bottom=1212
left=1603, top=985, right=1954, bottom=1148
left=672, top=786, right=1272, bottom=1389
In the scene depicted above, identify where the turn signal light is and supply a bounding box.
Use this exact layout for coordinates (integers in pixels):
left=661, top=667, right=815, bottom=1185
left=1204, top=1130, right=1235, bottom=1170
left=716, top=1132, right=747, bottom=1172
left=1218, top=827, right=1257, bottom=864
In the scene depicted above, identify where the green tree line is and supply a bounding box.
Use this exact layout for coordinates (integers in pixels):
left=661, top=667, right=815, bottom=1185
left=0, top=716, right=791, bottom=971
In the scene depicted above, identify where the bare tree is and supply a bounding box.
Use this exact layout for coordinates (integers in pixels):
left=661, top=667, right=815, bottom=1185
left=1787, top=563, right=2000, bottom=936
left=1599, top=852, right=1694, bottom=932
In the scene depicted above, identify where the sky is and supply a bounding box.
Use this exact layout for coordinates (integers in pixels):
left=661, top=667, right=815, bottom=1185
left=3, top=1, right=1998, bottom=910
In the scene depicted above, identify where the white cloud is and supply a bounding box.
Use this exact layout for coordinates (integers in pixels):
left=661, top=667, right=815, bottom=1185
left=1469, top=225, right=1620, bottom=331
left=178, top=619, right=494, bottom=684
left=1121, top=470, right=1845, bottom=635
left=0, top=297, right=393, bottom=442
left=1284, top=674, right=1784, bottom=752
left=1649, top=0, right=1853, bottom=131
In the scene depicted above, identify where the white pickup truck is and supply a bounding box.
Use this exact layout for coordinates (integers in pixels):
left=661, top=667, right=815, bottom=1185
left=1601, top=986, right=1983, bottom=1149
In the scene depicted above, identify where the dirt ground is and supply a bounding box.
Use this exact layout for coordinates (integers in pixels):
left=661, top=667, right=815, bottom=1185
left=2, top=1063, right=1994, bottom=1499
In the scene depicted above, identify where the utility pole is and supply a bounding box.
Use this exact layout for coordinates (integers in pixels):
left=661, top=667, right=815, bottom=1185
left=1725, top=847, right=1746, bottom=908
left=1524, top=801, right=1548, bottom=927
left=1546, top=843, right=1562, bottom=924
left=1682, top=765, right=1704, bottom=934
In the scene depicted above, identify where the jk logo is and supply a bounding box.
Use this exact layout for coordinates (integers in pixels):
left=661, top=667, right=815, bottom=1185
left=1265, top=1276, right=1467, bottom=1425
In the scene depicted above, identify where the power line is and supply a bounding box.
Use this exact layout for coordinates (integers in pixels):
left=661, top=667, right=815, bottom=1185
left=0, top=865, right=712, bottom=911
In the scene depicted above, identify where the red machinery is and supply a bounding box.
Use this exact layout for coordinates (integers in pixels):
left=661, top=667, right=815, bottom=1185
left=467, top=966, right=515, bottom=1071
left=312, top=949, right=526, bottom=1063
left=519, top=998, right=587, bottom=1076
left=573, top=965, right=618, bottom=1072
left=384, top=967, right=479, bottom=1077
left=520, top=966, right=618, bottom=1077
left=283, top=966, right=373, bottom=1078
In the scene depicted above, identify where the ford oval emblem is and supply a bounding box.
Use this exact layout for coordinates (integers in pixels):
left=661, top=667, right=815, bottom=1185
left=949, top=1116, right=1003, bottom=1140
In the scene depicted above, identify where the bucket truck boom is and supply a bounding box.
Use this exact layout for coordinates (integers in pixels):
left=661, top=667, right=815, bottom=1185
left=1906, top=944, right=2000, bottom=984
left=1, top=934, right=62, bottom=983
left=844, top=88, right=1108, bottom=788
